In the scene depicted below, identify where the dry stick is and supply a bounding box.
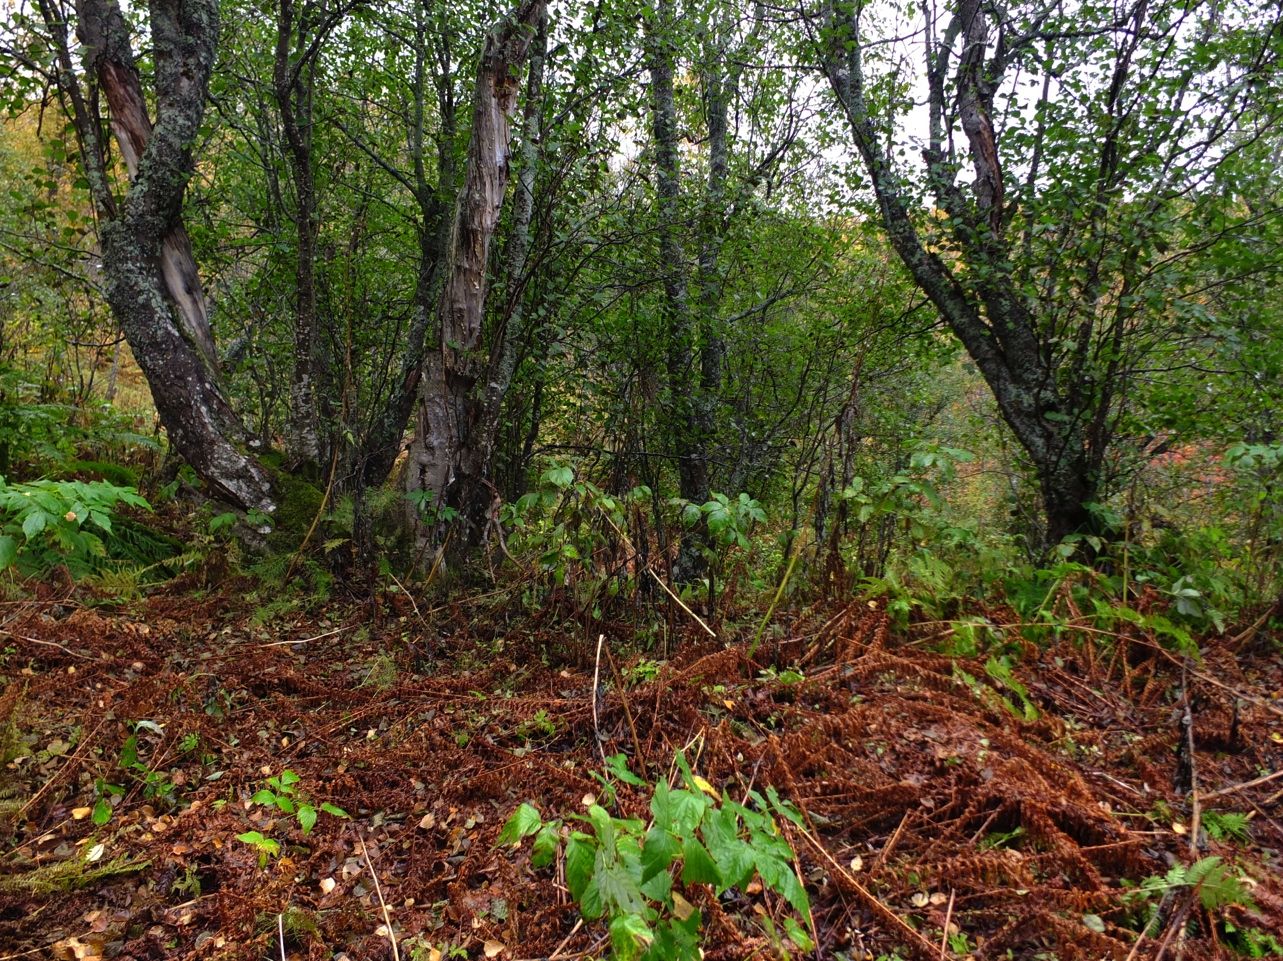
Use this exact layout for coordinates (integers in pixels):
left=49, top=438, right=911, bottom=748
left=591, top=633, right=608, bottom=765
left=277, top=912, right=287, bottom=961
left=603, top=644, right=642, bottom=761
left=1201, top=768, right=1283, bottom=801
left=387, top=570, right=427, bottom=627
left=256, top=626, right=346, bottom=648
left=595, top=509, right=716, bottom=638
left=16, top=716, right=108, bottom=820
left=0, top=628, right=98, bottom=661
left=795, top=825, right=943, bottom=961
left=1181, top=662, right=1202, bottom=858
left=358, top=833, right=401, bottom=961
left=1225, top=604, right=1276, bottom=650
left=285, top=443, right=341, bottom=583
left=516, top=917, right=583, bottom=961
left=748, top=531, right=807, bottom=659
left=876, top=810, right=912, bottom=869
left=938, top=890, right=956, bottom=960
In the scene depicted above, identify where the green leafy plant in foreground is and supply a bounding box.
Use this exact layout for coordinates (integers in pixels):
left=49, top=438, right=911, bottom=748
left=499, top=753, right=813, bottom=960
left=248, top=769, right=349, bottom=835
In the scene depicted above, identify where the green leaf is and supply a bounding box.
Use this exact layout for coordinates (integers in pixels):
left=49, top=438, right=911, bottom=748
left=297, top=804, right=317, bottom=835
left=640, top=825, right=679, bottom=882
left=609, top=913, right=653, bottom=961
left=91, top=798, right=112, bottom=825
left=755, top=853, right=809, bottom=918
left=21, top=510, right=47, bottom=539
left=531, top=822, right=561, bottom=868
left=319, top=802, right=349, bottom=819
left=680, top=836, right=721, bottom=887
left=251, top=789, right=276, bottom=806
left=784, top=916, right=814, bottom=951
left=0, top=535, right=16, bottom=570
left=565, top=833, right=597, bottom=901
left=498, top=802, right=543, bottom=846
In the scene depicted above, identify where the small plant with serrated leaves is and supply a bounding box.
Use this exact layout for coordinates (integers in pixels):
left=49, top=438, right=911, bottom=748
left=237, top=770, right=349, bottom=865
left=499, top=753, right=813, bottom=961
left=0, top=477, right=151, bottom=577
left=247, top=769, right=349, bottom=835
left=1125, top=856, right=1255, bottom=936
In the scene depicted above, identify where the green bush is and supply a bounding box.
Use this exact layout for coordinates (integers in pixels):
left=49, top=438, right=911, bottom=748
left=0, top=477, right=151, bottom=577
left=500, top=753, right=813, bottom=960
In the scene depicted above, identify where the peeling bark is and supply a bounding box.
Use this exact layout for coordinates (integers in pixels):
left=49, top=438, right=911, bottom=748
left=404, top=0, right=547, bottom=550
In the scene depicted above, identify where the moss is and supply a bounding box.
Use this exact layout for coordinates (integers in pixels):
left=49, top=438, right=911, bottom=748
left=256, top=905, right=320, bottom=940
left=58, top=460, right=141, bottom=488
left=267, top=470, right=325, bottom=550
left=0, top=855, right=149, bottom=895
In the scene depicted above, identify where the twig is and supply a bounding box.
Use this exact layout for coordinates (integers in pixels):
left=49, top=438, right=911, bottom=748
left=358, top=833, right=401, bottom=961
left=1224, top=604, right=1276, bottom=650
left=546, top=918, right=584, bottom=959
left=1181, top=662, right=1201, bottom=857
left=256, top=626, right=345, bottom=648
left=0, top=628, right=97, bottom=661
left=591, top=633, right=607, bottom=765
left=794, top=823, right=944, bottom=961
left=603, top=644, right=642, bottom=762
left=277, top=912, right=286, bottom=961
left=1202, top=768, right=1283, bottom=801
left=749, top=531, right=806, bottom=659
left=939, top=889, right=955, bottom=960
left=594, top=508, right=715, bottom=638
left=387, top=570, right=427, bottom=627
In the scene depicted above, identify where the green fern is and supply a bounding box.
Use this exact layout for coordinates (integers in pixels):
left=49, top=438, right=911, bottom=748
left=1203, top=811, right=1253, bottom=844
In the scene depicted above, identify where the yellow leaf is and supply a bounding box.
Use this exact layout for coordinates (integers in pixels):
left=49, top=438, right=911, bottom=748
left=484, top=939, right=506, bottom=957
left=319, top=877, right=337, bottom=894
left=692, top=775, right=718, bottom=798
left=71, top=807, right=92, bottom=820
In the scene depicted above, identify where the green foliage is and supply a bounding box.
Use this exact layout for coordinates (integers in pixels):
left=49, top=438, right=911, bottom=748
left=248, top=768, right=349, bottom=837
left=1126, top=856, right=1255, bottom=936
left=1203, top=811, right=1253, bottom=844
left=500, top=753, right=812, bottom=960
left=503, top=464, right=653, bottom=618
left=0, top=476, right=151, bottom=577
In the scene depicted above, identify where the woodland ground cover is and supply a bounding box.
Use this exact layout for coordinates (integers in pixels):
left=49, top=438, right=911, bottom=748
left=0, top=540, right=1281, bottom=960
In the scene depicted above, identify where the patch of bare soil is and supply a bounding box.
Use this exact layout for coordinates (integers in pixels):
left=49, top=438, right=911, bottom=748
left=1, top=589, right=1280, bottom=960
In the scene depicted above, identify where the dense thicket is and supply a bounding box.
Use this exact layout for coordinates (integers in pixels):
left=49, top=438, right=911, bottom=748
left=0, top=0, right=1280, bottom=611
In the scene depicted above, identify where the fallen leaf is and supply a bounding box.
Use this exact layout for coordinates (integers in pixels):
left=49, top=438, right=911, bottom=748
left=484, top=940, right=506, bottom=958
left=910, top=892, right=929, bottom=908
left=71, top=806, right=92, bottom=820
left=86, top=843, right=105, bottom=863
left=419, top=813, right=436, bottom=830
left=671, top=891, right=695, bottom=920
left=849, top=855, right=863, bottom=872
left=320, top=877, right=337, bottom=894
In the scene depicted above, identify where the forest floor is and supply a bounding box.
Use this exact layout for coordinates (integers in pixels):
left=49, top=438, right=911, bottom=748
left=1, top=579, right=1282, bottom=961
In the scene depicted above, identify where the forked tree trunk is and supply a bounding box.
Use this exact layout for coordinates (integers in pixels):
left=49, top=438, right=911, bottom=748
left=57, top=0, right=273, bottom=512
left=404, top=0, right=546, bottom=552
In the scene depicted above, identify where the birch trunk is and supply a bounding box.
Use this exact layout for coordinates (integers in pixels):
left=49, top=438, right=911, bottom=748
left=404, top=0, right=546, bottom=550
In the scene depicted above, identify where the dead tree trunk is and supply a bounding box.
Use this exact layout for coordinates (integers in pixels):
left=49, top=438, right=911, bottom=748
left=404, top=0, right=546, bottom=553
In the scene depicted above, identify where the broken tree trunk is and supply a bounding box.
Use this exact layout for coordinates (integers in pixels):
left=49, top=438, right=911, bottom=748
left=404, top=0, right=546, bottom=553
